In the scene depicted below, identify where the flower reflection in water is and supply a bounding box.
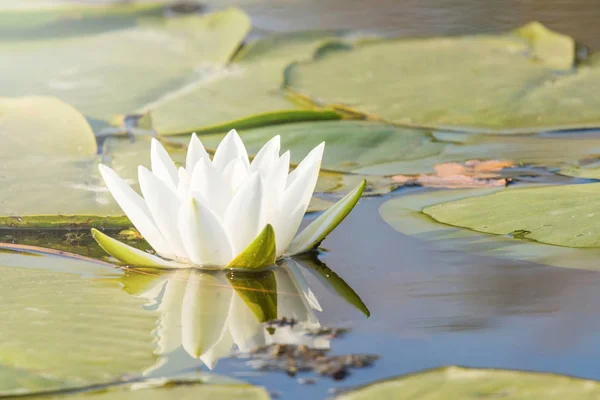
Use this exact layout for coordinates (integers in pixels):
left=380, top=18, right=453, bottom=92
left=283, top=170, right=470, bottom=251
left=121, top=256, right=368, bottom=370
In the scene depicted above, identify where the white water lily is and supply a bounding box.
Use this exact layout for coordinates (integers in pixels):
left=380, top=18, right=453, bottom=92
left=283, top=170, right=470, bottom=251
left=92, top=129, right=365, bottom=270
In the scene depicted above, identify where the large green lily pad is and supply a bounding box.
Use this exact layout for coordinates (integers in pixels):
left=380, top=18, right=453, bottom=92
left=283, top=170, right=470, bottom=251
left=379, top=187, right=600, bottom=270
left=336, top=366, right=600, bottom=399
left=0, top=252, right=159, bottom=396
left=0, top=96, right=96, bottom=155
left=284, top=23, right=600, bottom=134
left=0, top=96, right=123, bottom=219
left=0, top=8, right=250, bottom=126
left=423, top=183, right=600, bottom=248
left=29, top=377, right=270, bottom=400
left=147, top=32, right=345, bottom=136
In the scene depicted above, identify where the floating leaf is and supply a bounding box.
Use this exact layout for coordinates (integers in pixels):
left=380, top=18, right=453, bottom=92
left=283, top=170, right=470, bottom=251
left=227, top=224, right=277, bottom=270
left=27, top=376, right=269, bottom=400
left=0, top=96, right=96, bottom=156
left=423, top=183, right=600, bottom=248
left=147, top=31, right=345, bottom=136
left=0, top=8, right=251, bottom=126
left=336, top=366, right=600, bottom=399
left=355, top=131, right=600, bottom=176
left=283, top=23, right=600, bottom=134
left=0, top=254, right=158, bottom=396
left=0, top=96, right=119, bottom=219
left=379, top=187, right=600, bottom=270
left=287, top=179, right=365, bottom=255
left=165, top=120, right=442, bottom=194
left=0, top=215, right=131, bottom=230
left=197, top=121, right=444, bottom=173
left=560, top=159, right=600, bottom=179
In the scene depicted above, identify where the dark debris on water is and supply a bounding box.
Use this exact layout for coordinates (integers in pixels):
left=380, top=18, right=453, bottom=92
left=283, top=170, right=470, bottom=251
left=235, top=343, right=379, bottom=381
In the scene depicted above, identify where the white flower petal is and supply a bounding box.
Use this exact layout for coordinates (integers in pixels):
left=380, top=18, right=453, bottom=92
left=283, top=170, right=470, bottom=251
left=286, top=142, right=324, bottom=189
left=178, top=196, right=233, bottom=266
left=250, top=135, right=280, bottom=173
left=138, top=166, right=188, bottom=260
left=181, top=271, right=233, bottom=359
left=212, top=129, right=250, bottom=171
left=222, top=157, right=249, bottom=193
left=176, top=167, right=190, bottom=202
left=272, top=145, right=323, bottom=255
left=98, top=164, right=172, bottom=257
left=189, top=158, right=232, bottom=219
left=186, top=133, right=209, bottom=172
left=273, top=203, right=305, bottom=257
left=264, top=150, right=290, bottom=223
left=151, top=138, right=179, bottom=191
left=224, top=173, right=265, bottom=256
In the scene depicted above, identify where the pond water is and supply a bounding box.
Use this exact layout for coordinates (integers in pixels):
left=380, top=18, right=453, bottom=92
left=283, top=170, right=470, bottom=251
left=4, top=0, right=600, bottom=399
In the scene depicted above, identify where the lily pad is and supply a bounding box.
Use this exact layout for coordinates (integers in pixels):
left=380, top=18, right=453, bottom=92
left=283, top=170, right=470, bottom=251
left=0, top=8, right=250, bottom=126
left=284, top=23, right=600, bottom=134
left=336, top=366, right=600, bottom=399
left=355, top=130, right=600, bottom=176
left=0, top=96, right=115, bottom=218
left=0, top=96, right=96, bottom=155
left=0, top=252, right=159, bottom=395
left=379, top=187, right=600, bottom=270
left=27, top=376, right=270, bottom=400
left=164, top=120, right=442, bottom=193
left=423, top=183, right=600, bottom=248
left=146, top=32, right=345, bottom=136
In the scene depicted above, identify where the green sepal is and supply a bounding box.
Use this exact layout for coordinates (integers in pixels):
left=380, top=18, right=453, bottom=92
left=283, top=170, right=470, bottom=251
left=91, top=228, right=177, bottom=268
left=287, top=179, right=366, bottom=256
left=226, top=224, right=277, bottom=270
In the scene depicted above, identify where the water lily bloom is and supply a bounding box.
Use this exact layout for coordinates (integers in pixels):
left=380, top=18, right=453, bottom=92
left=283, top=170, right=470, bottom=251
left=92, top=129, right=365, bottom=270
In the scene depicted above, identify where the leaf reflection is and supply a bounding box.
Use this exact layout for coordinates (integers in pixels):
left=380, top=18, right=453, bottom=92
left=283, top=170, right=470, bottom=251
left=119, top=256, right=369, bottom=370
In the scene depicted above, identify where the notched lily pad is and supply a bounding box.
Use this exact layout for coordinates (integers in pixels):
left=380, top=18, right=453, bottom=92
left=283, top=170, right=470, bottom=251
left=423, top=183, right=600, bottom=248
left=283, top=23, right=600, bottom=134
left=1, top=8, right=251, bottom=126
left=379, top=187, right=600, bottom=270
left=145, top=31, right=347, bottom=136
